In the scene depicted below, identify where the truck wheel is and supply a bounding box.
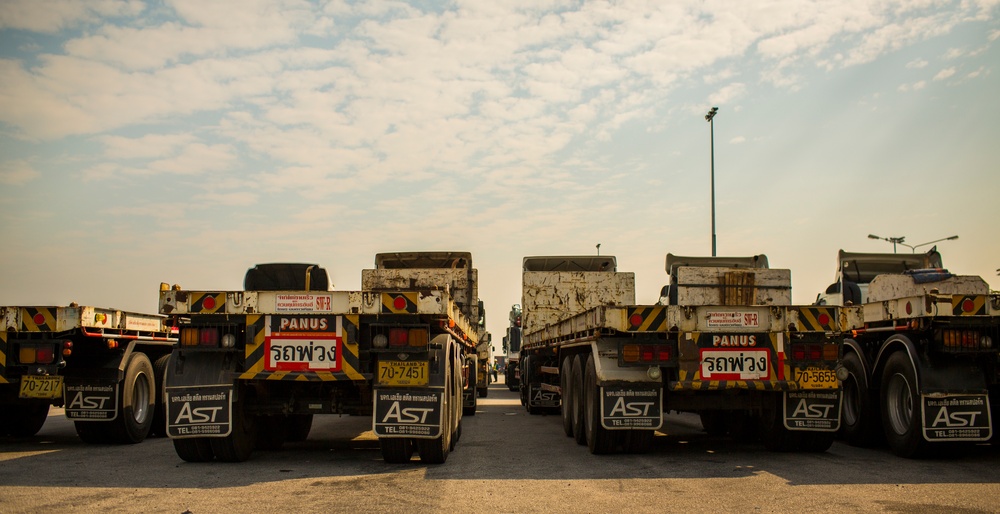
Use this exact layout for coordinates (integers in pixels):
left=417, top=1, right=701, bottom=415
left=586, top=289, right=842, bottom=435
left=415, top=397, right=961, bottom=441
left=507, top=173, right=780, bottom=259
left=149, top=353, right=171, bottom=438
left=5, top=402, right=49, bottom=437
left=560, top=355, right=574, bottom=437
left=418, top=353, right=454, bottom=464
left=699, top=411, right=727, bottom=436
left=256, top=415, right=287, bottom=451
left=173, top=438, right=215, bottom=462
left=759, top=394, right=798, bottom=452
left=211, top=396, right=258, bottom=462
left=623, top=429, right=654, bottom=454
left=840, top=351, right=879, bottom=447
left=584, top=354, right=616, bottom=454
left=571, top=355, right=586, bottom=446
left=881, top=352, right=925, bottom=458
left=797, top=432, right=834, bottom=453
left=74, top=421, right=112, bottom=443
left=108, top=351, right=156, bottom=444
left=463, top=366, right=478, bottom=416
left=477, top=387, right=488, bottom=398
left=380, top=438, right=414, bottom=463
left=286, top=414, right=313, bottom=442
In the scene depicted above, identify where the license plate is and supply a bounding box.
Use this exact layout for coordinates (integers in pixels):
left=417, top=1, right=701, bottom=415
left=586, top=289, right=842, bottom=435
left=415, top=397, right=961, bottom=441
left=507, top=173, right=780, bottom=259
left=19, top=375, right=64, bottom=399
left=794, top=367, right=838, bottom=389
left=378, top=361, right=428, bottom=386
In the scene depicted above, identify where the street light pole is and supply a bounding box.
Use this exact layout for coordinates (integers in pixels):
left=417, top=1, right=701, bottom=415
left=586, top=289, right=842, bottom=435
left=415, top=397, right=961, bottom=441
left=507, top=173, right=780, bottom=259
left=705, top=107, right=718, bottom=257
left=907, top=235, right=958, bottom=253
left=868, top=234, right=958, bottom=253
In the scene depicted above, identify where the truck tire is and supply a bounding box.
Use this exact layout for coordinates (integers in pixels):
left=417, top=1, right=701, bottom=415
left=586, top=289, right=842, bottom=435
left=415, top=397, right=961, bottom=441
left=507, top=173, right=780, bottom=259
left=380, top=438, right=414, bottom=463
left=173, top=438, right=215, bottom=462
left=418, top=344, right=455, bottom=464
left=286, top=414, right=313, bottom=442
left=623, top=429, right=654, bottom=454
left=571, top=355, right=586, bottom=446
left=477, top=386, right=488, bottom=398
left=256, top=415, right=287, bottom=451
left=108, top=351, right=156, bottom=444
left=840, top=351, right=880, bottom=447
left=759, top=393, right=798, bottom=452
left=797, top=432, right=835, bottom=453
left=584, top=354, right=616, bottom=454
left=699, top=411, right=728, bottom=436
left=523, top=355, right=537, bottom=415
left=881, top=352, right=926, bottom=458
left=211, top=396, right=258, bottom=462
left=3, top=402, right=49, bottom=437
left=74, top=420, right=112, bottom=443
left=149, top=353, right=171, bottom=438
left=560, top=355, right=574, bottom=437
left=463, top=363, right=478, bottom=416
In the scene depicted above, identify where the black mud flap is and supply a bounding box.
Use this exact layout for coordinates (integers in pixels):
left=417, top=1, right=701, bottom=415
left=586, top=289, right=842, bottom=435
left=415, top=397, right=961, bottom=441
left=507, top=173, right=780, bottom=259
left=783, top=390, right=841, bottom=431
left=165, top=385, right=233, bottom=438
left=527, top=385, right=560, bottom=409
left=373, top=388, right=443, bottom=439
left=64, top=381, right=118, bottom=421
left=921, top=393, right=992, bottom=442
left=600, top=384, right=662, bottom=430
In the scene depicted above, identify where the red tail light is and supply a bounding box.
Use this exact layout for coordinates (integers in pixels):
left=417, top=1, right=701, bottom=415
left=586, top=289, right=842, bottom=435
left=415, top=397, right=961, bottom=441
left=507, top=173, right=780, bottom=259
left=389, top=328, right=409, bottom=347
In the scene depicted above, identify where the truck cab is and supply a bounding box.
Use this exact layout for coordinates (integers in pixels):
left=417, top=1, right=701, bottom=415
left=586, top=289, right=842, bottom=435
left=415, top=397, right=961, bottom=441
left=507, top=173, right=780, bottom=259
left=813, top=249, right=942, bottom=306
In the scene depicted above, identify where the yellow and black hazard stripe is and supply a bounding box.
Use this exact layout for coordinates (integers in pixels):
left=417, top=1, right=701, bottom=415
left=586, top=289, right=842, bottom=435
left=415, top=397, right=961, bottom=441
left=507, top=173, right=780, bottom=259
left=0, top=332, right=8, bottom=384
left=381, top=292, right=418, bottom=314
left=952, top=295, right=986, bottom=316
left=670, top=378, right=782, bottom=391
left=626, top=306, right=667, bottom=332
left=239, top=315, right=366, bottom=382
left=190, top=293, right=227, bottom=314
left=19, top=307, right=56, bottom=331
left=795, top=307, right=836, bottom=331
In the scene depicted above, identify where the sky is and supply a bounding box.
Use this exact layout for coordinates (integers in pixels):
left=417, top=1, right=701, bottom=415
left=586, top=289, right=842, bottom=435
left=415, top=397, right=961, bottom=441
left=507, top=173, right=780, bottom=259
left=1, top=0, right=998, bottom=354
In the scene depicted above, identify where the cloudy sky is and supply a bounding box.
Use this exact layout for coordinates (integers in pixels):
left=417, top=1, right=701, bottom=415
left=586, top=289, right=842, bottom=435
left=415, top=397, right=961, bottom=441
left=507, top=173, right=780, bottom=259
left=1, top=0, right=998, bottom=347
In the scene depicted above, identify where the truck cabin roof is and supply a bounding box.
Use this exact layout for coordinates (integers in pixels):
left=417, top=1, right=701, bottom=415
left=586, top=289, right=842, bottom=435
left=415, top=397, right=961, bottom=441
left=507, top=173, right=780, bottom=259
left=835, top=249, right=943, bottom=285
left=522, top=256, right=617, bottom=272
left=665, top=254, right=769, bottom=276
left=375, top=252, right=473, bottom=269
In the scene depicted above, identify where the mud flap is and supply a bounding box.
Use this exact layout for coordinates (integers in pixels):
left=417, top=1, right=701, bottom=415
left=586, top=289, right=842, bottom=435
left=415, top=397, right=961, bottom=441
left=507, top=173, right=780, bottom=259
left=64, top=380, right=118, bottom=421
left=600, top=384, right=662, bottom=430
left=165, top=384, right=233, bottom=438
left=921, top=393, right=992, bottom=442
left=373, top=388, right=443, bottom=439
left=527, top=385, right=560, bottom=409
left=783, top=390, right=841, bottom=431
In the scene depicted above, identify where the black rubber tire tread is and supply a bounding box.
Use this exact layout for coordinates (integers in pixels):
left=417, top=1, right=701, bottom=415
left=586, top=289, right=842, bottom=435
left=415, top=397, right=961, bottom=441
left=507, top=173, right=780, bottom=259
left=880, top=351, right=926, bottom=458
left=380, top=437, right=414, bottom=463
left=286, top=414, right=313, bottom=442
left=477, top=387, right=488, bottom=398
left=584, top=353, right=616, bottom=454
left=699, top=411, right=728, bottom=436
left=74, top=420, right=112, bottom=443
left=560, top=355, right=574, bottom=437
left=759, top=394, right=798, bottom=452
left=623, top=429, right=654, bottom=454
left=5, top=402, right=49, bottom=438
left=173, top=437, right=215, bottom=462
left=571, top=355, right=587, bottom=446
left=149, top=353, right=171, bottom=438
left=211, top=396, right=258, bottom=462
left=522, top=355, right=535, bottom=414
left=797, top=432, right=835, bottom=453
left=840, top=351, right=880, bottom=447
left=417, top=346, right=454, bottom=464
left=256, top=415, right=287, bottom=451
left=107, top=352, right=156, bottom=444
left=463, top=363, right=478, bottom=416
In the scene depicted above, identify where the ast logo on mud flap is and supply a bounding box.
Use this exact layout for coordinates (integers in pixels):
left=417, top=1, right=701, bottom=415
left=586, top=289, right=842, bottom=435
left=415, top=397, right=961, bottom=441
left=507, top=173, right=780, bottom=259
left=166, top=385, right=232, bottom=438
left=600, top=385, right=663, bottom=430
left=528, top=386, right=560, bottom=408
left=373, top=389, right=443, bottom=439
left=65, top=383, right=118, bottom=421
left=783, top=390, right=841, bottom=432
left=922, top=394, right=992, bottom=441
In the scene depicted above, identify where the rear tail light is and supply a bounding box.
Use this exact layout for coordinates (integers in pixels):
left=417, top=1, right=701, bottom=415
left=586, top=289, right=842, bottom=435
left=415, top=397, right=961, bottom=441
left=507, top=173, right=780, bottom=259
left=199, top=328, right=219, bottom=346
left=19, top=348, right=35, bottom=364
left=621, top=344, right=671, bottom=364
left=18, top=345, right=59, bottom=365
left=36, top=347, right=54, bottom=364
left=408, top=329, right=428, bottom=348
left=180, top=327, right=221, bottom=347
left=790, top=343, right=838, bottom=361
left=386, top=328, right=430, bottom=348
left=181, top=328, right=199, bottom=346
left=389, top=328, right=409, bottom=347
left=942, top=329, right=988, bottom=349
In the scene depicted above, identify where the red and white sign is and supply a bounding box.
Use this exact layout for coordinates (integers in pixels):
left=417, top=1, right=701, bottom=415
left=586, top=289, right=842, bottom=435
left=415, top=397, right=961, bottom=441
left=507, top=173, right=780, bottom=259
left=700, top=349, right=770, bottom=380
left=706, top=311, right=760, bottom=328
left=265, top=334, right=342, bottom=372
left=275, top=294, right=333, bottom=312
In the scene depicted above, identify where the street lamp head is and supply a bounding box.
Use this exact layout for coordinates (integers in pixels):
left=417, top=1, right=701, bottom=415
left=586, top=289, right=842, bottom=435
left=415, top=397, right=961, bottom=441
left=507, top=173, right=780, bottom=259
left=705, top=107, right=718, bottom=122
left=947, top=235, right=959, bottom=241
left=868, top=234, right=880, bottom=240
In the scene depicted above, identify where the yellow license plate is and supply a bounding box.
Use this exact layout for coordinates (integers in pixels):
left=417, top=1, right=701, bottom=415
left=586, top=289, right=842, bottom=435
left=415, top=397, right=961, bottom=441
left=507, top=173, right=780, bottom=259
left=378, top=361, right=428, bottom=386
left=794, top=367, right=838, bottom=389
left=19, top=375, right=64, bottom=399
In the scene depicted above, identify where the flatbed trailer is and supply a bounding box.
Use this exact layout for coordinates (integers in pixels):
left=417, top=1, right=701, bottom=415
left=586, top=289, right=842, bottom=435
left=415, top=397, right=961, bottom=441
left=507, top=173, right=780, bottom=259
left=160, top=255, right=483, bottom=464
left=520, top=254, right=843, bottom=454
left=0, top=305, right=177, bottom=442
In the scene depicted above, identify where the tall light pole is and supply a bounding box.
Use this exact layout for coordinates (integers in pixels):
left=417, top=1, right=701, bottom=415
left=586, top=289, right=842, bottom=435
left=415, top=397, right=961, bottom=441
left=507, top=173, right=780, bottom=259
left=705, top=106, right=718, bottom=256
left=868, top=233, right=958, bottom=253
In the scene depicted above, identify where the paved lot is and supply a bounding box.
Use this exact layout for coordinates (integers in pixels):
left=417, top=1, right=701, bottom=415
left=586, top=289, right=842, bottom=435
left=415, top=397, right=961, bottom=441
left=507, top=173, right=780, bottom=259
left=1, top=377, right=998, bottom=513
